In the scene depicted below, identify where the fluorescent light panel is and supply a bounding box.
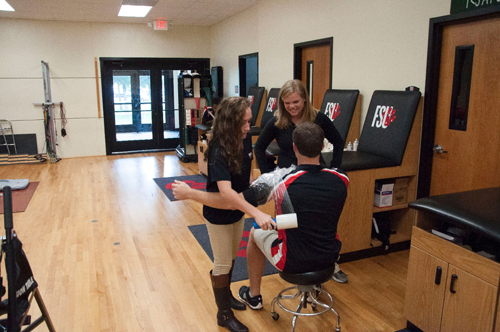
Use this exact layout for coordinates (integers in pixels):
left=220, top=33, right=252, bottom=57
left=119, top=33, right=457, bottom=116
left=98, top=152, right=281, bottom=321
left=118, top=0, right=158, bottom=17
left=0, top=0, right=14, bottom=11
left=118, top=5, right=152, bottom=17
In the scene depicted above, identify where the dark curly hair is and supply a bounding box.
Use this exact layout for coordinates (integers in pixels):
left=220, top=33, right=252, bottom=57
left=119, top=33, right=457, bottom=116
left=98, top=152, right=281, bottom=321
left=205, top=97, right=251, bottom=174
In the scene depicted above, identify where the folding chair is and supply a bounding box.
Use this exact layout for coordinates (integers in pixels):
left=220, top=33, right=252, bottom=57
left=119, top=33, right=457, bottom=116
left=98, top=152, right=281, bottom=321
left=0, top=187, right=55, bottom=332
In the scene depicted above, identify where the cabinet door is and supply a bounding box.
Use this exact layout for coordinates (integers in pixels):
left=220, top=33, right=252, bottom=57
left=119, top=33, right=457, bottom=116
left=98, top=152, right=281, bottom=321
left=404, top=246, right=448, bottom=332
left=441, top=265, right=497, bottom=332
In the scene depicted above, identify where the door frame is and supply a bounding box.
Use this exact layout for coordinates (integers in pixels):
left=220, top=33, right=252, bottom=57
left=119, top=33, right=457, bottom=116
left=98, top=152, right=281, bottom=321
left=238, top=52, right=259, bottom=97
left=293, top=37, right=333, bottom=87
left=417, top=7, right=500, bottom=198
left=100, top=57, right=210, bottom=155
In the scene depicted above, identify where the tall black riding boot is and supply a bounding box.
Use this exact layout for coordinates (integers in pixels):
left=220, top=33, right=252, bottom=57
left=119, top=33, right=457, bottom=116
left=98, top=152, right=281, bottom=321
left=211, top=271, right=249, bottom=332
left=229, top=260, right=246, bottom=311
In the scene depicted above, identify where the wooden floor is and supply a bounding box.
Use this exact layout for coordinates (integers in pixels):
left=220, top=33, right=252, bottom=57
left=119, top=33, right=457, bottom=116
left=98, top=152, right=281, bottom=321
left=0, top=152, right=410, bottom=332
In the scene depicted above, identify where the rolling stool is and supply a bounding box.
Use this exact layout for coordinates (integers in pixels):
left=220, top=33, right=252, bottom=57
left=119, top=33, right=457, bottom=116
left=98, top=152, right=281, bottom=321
left=270, top=265, right=340, bottom=331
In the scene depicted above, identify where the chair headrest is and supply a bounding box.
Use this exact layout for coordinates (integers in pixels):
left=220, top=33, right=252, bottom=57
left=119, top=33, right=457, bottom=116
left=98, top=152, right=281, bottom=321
left=247, top=86, right=265, bottom=126
left=358, top=90, right=421, bottom=165
left=260, top=88, right=280, bottom=128
left=320, top=89, right=360, bottom=141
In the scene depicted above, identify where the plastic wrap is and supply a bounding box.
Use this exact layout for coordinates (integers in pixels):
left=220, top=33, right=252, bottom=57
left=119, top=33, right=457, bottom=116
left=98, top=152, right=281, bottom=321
left=250, top=165, right=296, bottom=214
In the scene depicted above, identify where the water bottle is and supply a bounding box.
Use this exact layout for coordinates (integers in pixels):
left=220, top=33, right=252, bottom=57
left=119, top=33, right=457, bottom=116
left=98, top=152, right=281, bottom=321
left=347, top=142, right=353, bottom=151
left=353, top=138, right=359, bottom=151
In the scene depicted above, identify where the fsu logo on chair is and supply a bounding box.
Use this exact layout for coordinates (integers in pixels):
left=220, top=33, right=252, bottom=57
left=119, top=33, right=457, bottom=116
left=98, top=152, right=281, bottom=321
left=371, top=105, right=397, bottom=129
left=265, top=97, right=277, bottom=113
left=325, top=102, right=340, bottom=121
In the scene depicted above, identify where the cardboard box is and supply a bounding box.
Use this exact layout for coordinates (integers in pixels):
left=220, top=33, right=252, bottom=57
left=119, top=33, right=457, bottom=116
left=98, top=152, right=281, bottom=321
left=374, top=180, right=394, bottom=207
left=393, top=177, right=409, bottom=205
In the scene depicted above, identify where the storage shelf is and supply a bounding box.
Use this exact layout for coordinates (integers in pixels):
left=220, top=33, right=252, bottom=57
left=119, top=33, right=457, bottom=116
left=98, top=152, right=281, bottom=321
left=373, top=203, right=409, bottom=213
left=371, top=232, right=411, bottom=248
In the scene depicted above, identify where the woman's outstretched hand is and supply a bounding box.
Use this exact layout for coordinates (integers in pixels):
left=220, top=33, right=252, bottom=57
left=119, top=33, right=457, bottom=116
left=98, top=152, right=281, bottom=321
left=172, top=180, right=192, bottom=200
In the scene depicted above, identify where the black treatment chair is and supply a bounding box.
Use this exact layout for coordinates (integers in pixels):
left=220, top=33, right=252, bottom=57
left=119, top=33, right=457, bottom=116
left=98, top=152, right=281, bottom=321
left=0, top=187, right=55, bottom=332
left=323, top=90, right=421, bottom=171
left=270, top=264, right=341, bottom=332
left=250, top=87, right=280, bottom=137
left=267, top=89, right=361, bottom=159
left=320, top=89, right=360, bottom=147
left=247, top=86, right=267, bottom=128
left=245, top=87, right=281, bottom=159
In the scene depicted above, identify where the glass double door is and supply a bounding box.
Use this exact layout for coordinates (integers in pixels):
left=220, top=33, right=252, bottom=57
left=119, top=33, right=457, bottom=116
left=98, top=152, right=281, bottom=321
left=101, top=58, right=209, bottom=154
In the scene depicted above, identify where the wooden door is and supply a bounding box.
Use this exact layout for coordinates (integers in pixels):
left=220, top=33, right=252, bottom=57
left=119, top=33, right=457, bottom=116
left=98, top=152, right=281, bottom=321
left=295, top=39, right=332, bottom=110
left=301, top=44, right=331, bottom=109
left=404, top=246, right=448, bottom=332
left=429, top=17, right=500, bottom=196
left=441, top=265, right=497, bottom=332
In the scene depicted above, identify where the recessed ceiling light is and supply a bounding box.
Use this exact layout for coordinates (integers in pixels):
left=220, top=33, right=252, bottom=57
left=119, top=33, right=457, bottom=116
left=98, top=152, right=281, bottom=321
left=118, top=5, right=152, bottom=17
left=0, top=0, right=14, bottom=11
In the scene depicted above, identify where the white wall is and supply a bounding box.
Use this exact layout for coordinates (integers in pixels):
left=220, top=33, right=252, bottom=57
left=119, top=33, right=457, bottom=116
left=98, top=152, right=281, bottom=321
left=0, top=18, right=211, bottom=158
left=210, top=6, right=260, bottom=97
left=211, top=0, right=451, bottom=127
left=1, top=1, right=451, bottom=158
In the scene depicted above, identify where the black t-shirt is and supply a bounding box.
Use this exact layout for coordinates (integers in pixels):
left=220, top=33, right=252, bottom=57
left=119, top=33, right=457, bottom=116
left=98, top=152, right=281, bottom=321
left=203, top=136, right=253, bottom=224
left=254, top=112, right=344, bottom=173
left=245, top=164, right=349, bottom=273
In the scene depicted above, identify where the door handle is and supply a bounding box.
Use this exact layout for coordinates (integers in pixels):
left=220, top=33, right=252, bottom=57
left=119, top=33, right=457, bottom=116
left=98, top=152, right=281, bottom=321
left=433, top=144, right=448, bottom=154
left=435, top=266, right=442, bottom=285
left=450, top=274, right=458, bottom=294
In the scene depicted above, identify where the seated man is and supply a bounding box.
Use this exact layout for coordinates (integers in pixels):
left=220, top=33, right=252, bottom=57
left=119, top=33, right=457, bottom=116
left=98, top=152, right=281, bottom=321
left=173, top=122, right=348, bottom=310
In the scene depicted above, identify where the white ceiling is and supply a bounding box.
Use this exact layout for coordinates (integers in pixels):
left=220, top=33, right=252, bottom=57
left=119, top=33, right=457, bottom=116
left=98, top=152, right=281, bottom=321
left=0, top=0, right=258, bottom=26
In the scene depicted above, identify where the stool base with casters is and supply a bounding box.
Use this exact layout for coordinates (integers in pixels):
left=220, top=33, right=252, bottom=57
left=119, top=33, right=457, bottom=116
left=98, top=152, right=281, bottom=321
left=270, top=265, right=340, bottom=332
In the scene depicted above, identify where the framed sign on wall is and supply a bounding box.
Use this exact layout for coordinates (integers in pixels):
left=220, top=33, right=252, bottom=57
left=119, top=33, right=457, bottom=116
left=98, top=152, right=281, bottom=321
left=450, top=0, right=500, bottom=14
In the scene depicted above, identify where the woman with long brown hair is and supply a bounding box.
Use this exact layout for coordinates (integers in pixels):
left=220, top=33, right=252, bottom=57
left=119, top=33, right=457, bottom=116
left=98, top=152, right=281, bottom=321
left=202, top=96, right=274, bottom=332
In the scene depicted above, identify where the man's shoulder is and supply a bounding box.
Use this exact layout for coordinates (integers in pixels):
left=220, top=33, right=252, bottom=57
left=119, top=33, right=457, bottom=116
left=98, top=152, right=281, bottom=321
left=320, top=168, right=349, bottom=185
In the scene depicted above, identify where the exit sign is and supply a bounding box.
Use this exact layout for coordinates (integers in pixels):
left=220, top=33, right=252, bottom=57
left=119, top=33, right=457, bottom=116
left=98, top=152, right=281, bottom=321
left=154, top=20, right=168, bottom=30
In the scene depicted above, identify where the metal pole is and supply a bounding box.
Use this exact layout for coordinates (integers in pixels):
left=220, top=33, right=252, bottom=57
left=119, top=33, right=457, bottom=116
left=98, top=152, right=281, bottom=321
left=3, top=186, right=20, bottom=332
left=41, top=61, right=60, bottom=163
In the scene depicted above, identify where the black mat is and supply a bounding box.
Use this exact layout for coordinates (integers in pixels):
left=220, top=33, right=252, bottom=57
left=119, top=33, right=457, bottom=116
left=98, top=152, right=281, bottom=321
left=188, top=218, right=278, bottom=282
left=154, top=174, right=206, bottom=201
left=0, top=134, right=38, bottom=155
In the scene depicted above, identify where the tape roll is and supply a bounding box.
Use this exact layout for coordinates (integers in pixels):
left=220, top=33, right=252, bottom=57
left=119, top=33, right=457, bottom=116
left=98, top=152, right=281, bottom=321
left=253, top=213, right=298, bottom=230
left=276, top=213, right=298, bottom=230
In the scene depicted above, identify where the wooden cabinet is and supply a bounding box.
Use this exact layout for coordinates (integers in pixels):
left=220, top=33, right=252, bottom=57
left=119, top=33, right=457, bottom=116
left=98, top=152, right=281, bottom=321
left=370, top=175, right=415, bottom=248
left=337, top=99, right=422, bottom=254
left=404, top=226, right=500, bottom=332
